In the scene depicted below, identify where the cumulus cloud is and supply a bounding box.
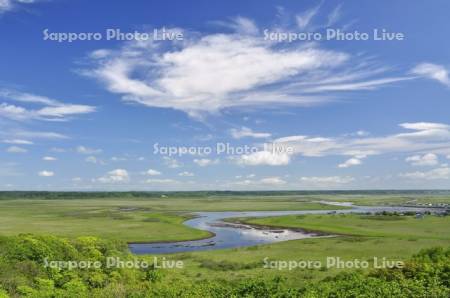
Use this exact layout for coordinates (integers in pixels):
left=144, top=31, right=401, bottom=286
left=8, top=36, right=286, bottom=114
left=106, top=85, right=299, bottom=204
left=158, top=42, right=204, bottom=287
left=0, top=89, right=96, bottom=121
left=237, top=151, right=290, bottom=166
left=85, top=14, right=410, bottom=119
left=229, top=126, right=271, bottom=139
left=42, top=156, right=57, bottom=161
left=97, top=169, right=129, bottom=183
left=38, top=170, right=54, bottom=177
left=338, top=157, right=362, bottom=168
left=146, top=169, right=162, bottom=176
left=411, top=63, right=450, bottom=87
left=405, top=153, right=438, bottom=166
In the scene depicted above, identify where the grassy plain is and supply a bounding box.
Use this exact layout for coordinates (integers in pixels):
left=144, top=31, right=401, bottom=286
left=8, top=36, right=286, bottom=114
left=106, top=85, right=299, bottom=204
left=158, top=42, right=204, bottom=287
left=0, top=197, right=342, bottom=242
left=166, top=213, right=450, bottom=285
left=1, top=192, right=450, bottom=286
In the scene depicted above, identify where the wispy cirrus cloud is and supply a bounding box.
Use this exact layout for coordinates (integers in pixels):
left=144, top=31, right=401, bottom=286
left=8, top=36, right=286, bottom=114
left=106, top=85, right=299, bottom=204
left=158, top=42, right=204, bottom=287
left=76, top=145, right=102, bottom=155
left=230, top=126, right=271, bottom=139
left=0, top=89, right=96, bottom=122
left=411, top=63, right=450, bottom=87
left=0, top=0, right=43, bottom=14
left=295, top=3, right=321, bottom=29
left=6, top=145, right=27, bottom=153
left=85, top=10, right=412, bottom=119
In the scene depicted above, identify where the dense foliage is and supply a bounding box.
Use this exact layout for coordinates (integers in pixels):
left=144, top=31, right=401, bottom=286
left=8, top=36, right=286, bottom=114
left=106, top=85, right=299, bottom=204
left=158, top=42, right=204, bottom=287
left=0, top=234, right=449, bottom=297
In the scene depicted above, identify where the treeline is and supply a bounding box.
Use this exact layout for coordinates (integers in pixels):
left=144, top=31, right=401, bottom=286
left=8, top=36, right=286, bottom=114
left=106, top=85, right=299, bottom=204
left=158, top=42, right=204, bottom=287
left=0, top=234, right=449, bottom=297
left=1, top=190, right=449, bottom=200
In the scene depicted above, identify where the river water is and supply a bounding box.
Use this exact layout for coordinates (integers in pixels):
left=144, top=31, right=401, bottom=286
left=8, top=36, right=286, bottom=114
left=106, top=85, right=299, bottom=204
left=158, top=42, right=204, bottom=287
left=128, top=204, right=437, bottom=254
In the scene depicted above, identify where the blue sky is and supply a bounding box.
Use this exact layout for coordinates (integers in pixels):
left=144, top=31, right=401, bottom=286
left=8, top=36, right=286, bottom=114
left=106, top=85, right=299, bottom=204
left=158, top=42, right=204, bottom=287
left=1, top=0, right=450, bottom=190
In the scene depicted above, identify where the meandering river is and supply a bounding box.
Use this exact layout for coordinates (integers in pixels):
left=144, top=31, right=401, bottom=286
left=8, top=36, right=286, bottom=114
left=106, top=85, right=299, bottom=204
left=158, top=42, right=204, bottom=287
left=129, top=204, right=439, bottom=254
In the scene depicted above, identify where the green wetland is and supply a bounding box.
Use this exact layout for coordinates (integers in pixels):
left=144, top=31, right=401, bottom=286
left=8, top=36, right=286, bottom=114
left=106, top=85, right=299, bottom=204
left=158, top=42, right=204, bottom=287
left=0, top=190, right=449, bottom=297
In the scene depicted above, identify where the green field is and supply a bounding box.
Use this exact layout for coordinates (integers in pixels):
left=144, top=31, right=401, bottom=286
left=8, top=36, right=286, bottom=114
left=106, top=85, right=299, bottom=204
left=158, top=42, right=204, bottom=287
left=167, top=213, right=450, bottom=284
left=0, top=198, right=343, bottom=242
left=1, top=192, right=450, bottom=296
left=238, top=213, right=450, bottom=239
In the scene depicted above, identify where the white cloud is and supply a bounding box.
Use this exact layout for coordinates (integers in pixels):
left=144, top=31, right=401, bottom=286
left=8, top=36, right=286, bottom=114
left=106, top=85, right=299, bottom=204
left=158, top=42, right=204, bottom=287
left=85, top=156, right=99, bottom=164
left=218, top=16, right=259, bottom=35
left=0, top=0, right=12, bottom=13
left=338, top=157, right=362, bottom=168
left=86, top=16, right=409, bottom=119
left=193, top=158, right=219, bottom=167
left=163, top=156, right=181, bottom=168
left=38, top=170, right=54, bottom=177
left=327, top=4, right=343, bottom=27
left=72, top=177, right=82, bottom=183
left=405, top=153, right=438, bottom=166
left=42, top=156, right=57, bottom=161
left=271, top=122, right=450, bottom=162
left=237, top=151, right=290, bottom=166
left=111, top=156, right=127, bottom=162
left=2, top=139, right=33, bottom=145
left=296, top=4, right=320, bottom=29
left=235, top=176, right=287, bottom=186
left=299, top=176, right=355, bottom=187
left=97, top=169, right=129, bottom=183
left=399, top=122, right=449, bottom=131
left=77, top=146, right=102, bottom=155
left=12, top=130, right=68, bottom=140
left=146, top=169, right=162, bottom=176
left=400, top=167, right=450, bottom=180
left=178, top=171, right=194, bottom=177
left=355, top=130, right=370, bottom=137
left=260, top=177, right=287, bottom=186
left=0, top=89, right=96, bottom=121
left=234, top=122, right=450, bottom=168
left=6, top=146, right=27, bottom=153
left=411, top=63, right=450, bottom=86
left=229, top=126, right=271, bottom=139
left=0, top=0, right=40, bottom=14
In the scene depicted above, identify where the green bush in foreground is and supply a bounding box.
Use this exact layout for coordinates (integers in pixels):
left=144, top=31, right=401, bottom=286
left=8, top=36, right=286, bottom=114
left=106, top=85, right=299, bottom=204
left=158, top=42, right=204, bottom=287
left=0, top=234, right=449, bottom=297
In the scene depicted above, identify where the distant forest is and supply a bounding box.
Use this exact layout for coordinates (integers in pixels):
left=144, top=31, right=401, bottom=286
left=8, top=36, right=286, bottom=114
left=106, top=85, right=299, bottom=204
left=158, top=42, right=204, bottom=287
left=1, top=190, right=450, bottom=200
